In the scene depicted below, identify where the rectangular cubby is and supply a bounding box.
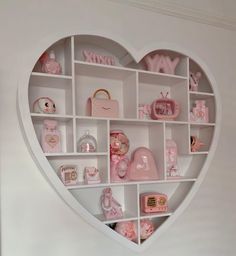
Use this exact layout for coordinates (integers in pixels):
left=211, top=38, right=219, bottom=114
left=33, top=37, right=72, bottom=76
left=110, top=120, right=165, bottom=179
left=70, top=185, right=138, bottom=221
left=29, top=74, right=73, bottom=115
left=47, top=154, right=108, bottom=185
left=138, top=72, right=188, bottom=122
left=31, top=116, right=74, bottom=153
left=189, top=92, right=216, bottom=123
left=139, top=181, right=194, bottom=213
left=190, top=124, right=214, bottom=153
left=76, top=118, right=108, bottom=153
left=189, top=59, right=213, bottom=93
left=74, top=62, right=137, bottom=118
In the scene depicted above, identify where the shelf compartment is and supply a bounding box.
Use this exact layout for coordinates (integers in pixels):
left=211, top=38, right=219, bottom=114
left=70, top=185, right=138, bottom=221
left=32, top=37, right=72, bottom=76
left=74, top=62, right=137, bottom=118
left=139, top=216, right=169, bottom=244
left=110, top=120, right=165, bottom=180
left=189, top=59, right=213, bottom=93
left=189, top=93, right=216, bottom=124
left=47, top=154, right=108, bottom=185
left=29, top=74, right=73, bottom=115
left=190, top=125, right=214, bottom=153
left=31, top=116, right=74, bottom=153
left=138, top=72, right=188, bottom=122
left=76, top=118, right=108, bottom=153
left=139, top=181, right=195, bottom=213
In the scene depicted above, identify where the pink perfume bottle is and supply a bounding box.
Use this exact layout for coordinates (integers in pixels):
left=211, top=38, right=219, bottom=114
left=190, top=100, right=209, bottom=123
left=41, top=50, right=62, bottom=75
left=41, top=119, right=61, bottom=153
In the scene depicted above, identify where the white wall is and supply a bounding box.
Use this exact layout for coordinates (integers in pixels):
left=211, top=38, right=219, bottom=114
left=1, top=0, right=236, bottom=256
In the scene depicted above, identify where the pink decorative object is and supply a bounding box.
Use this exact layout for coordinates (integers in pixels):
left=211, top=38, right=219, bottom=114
left=87, top=89, right=119, bottom=118
left=101, top=188, right=123, bottom=220
left=110, top=130, right=130, bottom=182
left=83, top=50, right=115, bottom=65
left=191, top=136, right=205, bottom=152
left=151, top=92, right=180, bottom=120
left=189, top=71, right=202, bottom=91
left=190, top=100, right=209, bottom=123
left=140, top=219, right=154, bottom=240
left=166, top=139, right=179, bottom=177
left=144, top=53, right=180, bottom=75
left=41, top=119, right=61, bottom=153
left=40, top=50, right=62, bottom=75
left=138, top=104, right=151, bottom=119
left=33, top=97, right=56, bottom=114
left=115, top=221, right=137, bottom=241
left=84, top=167, right=101, bottom=184
left=140, top=192, right=168, bottom=213
left=77, top=130, right=97, bottom=153
left=128, top=147, right=159, bottom=181
left=58, top=165, right=78, bottom=186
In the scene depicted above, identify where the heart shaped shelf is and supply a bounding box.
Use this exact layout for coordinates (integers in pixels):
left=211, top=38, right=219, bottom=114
left=18, top=35, right=219, bottom=252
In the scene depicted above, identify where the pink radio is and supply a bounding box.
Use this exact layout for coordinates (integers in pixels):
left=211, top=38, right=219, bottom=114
left=140, top=193, right=168, bottom=213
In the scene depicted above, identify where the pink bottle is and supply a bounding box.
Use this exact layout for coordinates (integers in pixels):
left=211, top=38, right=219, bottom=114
left=41, top=119, right=61, bottom=153
left=41, top=50, right=62, bottom=75
left=190, top=100, right=209, bottom=123
left=166, top=139, right=179, bottom=177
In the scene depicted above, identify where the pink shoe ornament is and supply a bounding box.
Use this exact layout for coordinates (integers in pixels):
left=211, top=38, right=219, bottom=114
left=115, top=221, right=137, bottom=241
left=41, top=119, right=61, bottom=153
left=150, top=92, right=180, bottom=120
left=190, top=100, right=209, bottom=123
left=166, top=139, right=180, bottom=178
left=128, top=147, right=159, bottom=181
left=84, top=167, right=101, bottom=184
left=144, top=53, right=180, bottom=75
left=110, top=130, right=130, bottom=182
left=58, top=165, right=78, bottom=186
left=39, top=50, right=62, bottom=75
left=140, top=192, right=168, bottom=213
left=189, top=71, right=202, bottom=91
left=138, top=104, right=151, bottom=119
left=101, top=188, right=123, bottom=220
left=140, top=219, right=155, bottom=240
left=190, top=136, right=205, bottom=152
left=33, top=97, right=56, bottom=114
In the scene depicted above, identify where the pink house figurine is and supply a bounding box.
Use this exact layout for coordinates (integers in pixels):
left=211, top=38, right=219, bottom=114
left=58, top=165, right=78, bottom=186
left=101, top=188, right=123, bottom=220
left=190, top=100, right=209, bottom=123
left=41, top=119, right=61, bottom=153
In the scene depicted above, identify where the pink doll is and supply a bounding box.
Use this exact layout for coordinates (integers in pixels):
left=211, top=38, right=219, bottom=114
left=115, top=221, right=137, bottom=241
left=110, top=130, right=130, bottom=182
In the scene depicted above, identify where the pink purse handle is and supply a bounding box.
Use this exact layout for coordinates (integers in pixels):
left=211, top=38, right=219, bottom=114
left=93, top=89, right=111, bottom=100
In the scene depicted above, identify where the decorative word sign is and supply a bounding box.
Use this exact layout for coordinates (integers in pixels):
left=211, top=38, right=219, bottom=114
left=83, top=50, right=115, bottom=65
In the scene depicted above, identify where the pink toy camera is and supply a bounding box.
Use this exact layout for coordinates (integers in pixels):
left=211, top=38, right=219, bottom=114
left=140, top=192, right=168, bottom=213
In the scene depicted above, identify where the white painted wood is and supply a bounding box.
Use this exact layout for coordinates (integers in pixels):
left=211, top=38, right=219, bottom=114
left=18, top=34, right=220, bottom=252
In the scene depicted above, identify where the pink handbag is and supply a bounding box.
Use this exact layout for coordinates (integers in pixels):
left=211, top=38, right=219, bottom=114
left=87, top=89, right=119, bottom=118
